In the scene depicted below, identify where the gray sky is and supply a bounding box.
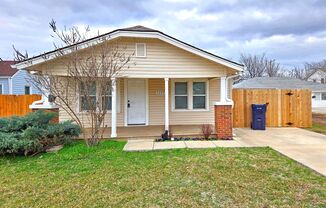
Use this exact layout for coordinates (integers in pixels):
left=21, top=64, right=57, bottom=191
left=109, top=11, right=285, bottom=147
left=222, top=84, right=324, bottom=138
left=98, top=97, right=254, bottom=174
left=1, top=0, right=326, bottom=68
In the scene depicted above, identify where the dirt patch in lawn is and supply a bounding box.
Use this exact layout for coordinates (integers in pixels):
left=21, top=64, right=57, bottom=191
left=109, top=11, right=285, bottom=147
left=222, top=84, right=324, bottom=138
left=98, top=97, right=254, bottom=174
left=313, top=113, right=326, bottom=126
left=308, top=113, right=326, bottom=135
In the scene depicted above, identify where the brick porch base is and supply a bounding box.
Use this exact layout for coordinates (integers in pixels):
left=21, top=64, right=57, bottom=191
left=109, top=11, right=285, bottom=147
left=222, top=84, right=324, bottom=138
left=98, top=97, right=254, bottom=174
left=215, top=105, right=233, bottom=139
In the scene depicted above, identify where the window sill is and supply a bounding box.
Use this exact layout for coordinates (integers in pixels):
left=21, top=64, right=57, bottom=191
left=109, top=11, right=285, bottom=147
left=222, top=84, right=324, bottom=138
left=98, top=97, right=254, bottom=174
left=171, top=108, right=210, bottom=112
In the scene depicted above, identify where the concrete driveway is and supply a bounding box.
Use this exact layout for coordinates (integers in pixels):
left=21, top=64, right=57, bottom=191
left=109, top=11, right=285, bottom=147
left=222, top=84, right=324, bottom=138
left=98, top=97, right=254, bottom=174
left=234, top=128, right=326, bottom=176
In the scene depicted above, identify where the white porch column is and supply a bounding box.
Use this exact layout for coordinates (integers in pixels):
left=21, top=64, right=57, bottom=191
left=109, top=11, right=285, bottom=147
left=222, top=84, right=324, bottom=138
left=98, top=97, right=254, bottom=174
left=220, top=76, right=227, bottom=102
left=111, top=77, right=117, bottom=138
left=164, top=77, right=169, bottom=131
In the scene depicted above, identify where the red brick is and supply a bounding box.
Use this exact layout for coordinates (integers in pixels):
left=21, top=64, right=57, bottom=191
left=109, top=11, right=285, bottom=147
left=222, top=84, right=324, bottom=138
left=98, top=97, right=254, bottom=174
left=215, top=105, right=232, bottom=139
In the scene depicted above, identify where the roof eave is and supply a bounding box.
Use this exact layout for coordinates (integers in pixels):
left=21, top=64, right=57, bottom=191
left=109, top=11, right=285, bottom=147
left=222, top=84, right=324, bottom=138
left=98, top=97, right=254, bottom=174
left=14, top=29, right=244, bottom=72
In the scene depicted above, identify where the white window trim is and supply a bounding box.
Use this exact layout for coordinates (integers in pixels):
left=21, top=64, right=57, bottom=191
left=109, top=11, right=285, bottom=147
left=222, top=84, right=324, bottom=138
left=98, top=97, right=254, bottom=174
left=171, top=79, right=209, bottom=112
left=0, top=84, right=3, bottom=94
left=135, top=43, right=147, bottom=58
left=77, top=80, right=120, bottom=113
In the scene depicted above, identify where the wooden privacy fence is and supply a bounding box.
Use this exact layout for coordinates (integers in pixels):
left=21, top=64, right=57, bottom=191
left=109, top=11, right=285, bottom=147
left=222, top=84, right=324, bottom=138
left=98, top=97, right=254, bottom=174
left=232, top=89, right=312, bottom=128
left=0, top=95, right=41, bottom=118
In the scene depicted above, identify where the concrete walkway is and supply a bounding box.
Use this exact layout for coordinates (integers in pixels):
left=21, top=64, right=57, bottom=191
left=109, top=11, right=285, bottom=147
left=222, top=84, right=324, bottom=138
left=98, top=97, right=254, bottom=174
left=235, top=128, right=326, bottom=176
left=123, top=139, right=254, bottom=152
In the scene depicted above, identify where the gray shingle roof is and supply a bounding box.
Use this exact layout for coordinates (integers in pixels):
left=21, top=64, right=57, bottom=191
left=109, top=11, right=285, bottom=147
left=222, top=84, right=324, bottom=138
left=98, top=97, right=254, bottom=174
left=234, top=77, right=326, bottom=92
left=120, top=25, right=158, bottom=32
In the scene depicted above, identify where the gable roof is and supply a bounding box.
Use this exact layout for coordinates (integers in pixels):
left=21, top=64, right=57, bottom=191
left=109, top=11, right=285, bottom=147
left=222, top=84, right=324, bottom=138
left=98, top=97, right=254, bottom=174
left=308, top=68, right=326, bottom=78
left=0, top=60, right=18, bottom=77
left=234, top=77, right=326, bottom=92
left=14, top=25, right=244, bottom=71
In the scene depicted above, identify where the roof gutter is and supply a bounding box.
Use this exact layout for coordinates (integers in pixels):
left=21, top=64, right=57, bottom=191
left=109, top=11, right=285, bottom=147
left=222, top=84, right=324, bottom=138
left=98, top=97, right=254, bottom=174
left=13, top=30, right=244, bottom=71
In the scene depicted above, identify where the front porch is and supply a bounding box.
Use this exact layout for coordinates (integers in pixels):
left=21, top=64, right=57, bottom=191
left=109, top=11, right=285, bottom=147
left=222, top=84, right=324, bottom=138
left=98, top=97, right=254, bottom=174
left=84, top=125, right=214, bottom=139
left=108, top=76, right=233, bottom=138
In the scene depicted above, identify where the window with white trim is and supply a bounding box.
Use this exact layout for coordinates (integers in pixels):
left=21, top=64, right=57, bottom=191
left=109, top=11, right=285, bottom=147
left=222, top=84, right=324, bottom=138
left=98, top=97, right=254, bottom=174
left=80, top=81, right=114, bottom=111
left=0, top=84, right=2, bottom=94
left=192, top=82, right=206, bottom=109
left=80, top=81, right=97, bottom=111
left=102, top=83, right=112, bottom=110
left=174, top=82, right=188, bottom=109
left=136, top=43, right=146, bottom=57
left=173, top=80, right=208, bottom=110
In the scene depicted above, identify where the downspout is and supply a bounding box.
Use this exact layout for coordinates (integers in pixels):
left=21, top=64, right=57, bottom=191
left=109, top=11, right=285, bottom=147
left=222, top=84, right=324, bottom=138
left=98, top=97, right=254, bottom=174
left=225, top=72, right=242, bottom=104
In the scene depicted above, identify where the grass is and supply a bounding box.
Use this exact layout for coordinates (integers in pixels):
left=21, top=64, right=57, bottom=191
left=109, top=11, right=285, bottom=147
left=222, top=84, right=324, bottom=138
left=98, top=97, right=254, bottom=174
left=0, top=141, right=325, bottom=207
left=308, top=123, right=326, bottom=135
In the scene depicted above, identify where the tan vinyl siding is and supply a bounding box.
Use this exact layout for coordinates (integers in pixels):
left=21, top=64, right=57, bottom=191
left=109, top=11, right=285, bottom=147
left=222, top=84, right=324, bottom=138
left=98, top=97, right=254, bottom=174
left=148, top=79, right=165, bottom=125
left=148, top=78, right=219, bottom=125
left=30, top=37, right=236, bottom=128
left=169, top=78, right=219, bottom=125
left=32, top=37, right=232, bottom=78
left=59, top=78, right=220, bottom=127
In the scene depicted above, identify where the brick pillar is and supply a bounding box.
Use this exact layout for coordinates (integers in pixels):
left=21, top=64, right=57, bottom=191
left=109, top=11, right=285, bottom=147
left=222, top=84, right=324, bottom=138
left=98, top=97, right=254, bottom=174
left=215, top=105, right=233, bottom=139
left=32, top=108, right=59, bottom=123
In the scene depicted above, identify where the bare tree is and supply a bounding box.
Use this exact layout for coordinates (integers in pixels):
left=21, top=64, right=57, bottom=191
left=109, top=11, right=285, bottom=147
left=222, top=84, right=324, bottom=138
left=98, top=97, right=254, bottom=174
left=13, top=20, right=133, bottom=146
left=288, top=66, right=312, bottom=80
left=265, top=58, right=281, bottom=77
left=240, top=53, right=266, bottom=79
left=288, top=60, right=326, bottom=80
left=239, top=53, right=283, bottom=79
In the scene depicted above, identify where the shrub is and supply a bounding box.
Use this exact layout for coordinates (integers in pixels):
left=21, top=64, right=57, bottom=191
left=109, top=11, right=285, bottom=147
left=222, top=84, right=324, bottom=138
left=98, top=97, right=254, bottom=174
left=201, top=124, right=213, bottom=140
left=0, top=110, right=57, bottom=133
left=0, top=110, right=80, bottom=156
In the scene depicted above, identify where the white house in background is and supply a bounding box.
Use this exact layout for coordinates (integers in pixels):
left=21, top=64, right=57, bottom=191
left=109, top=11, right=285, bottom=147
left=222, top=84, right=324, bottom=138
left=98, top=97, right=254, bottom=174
left=234, top=77, right=326, bottom=109
left=307, top=69, right=326, bottom=84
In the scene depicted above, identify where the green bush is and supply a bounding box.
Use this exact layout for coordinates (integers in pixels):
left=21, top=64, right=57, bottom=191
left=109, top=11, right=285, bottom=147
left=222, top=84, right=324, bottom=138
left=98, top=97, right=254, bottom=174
left=0, top=110, right=57, bottom=133
left=0, top=110, right=81, bottom=156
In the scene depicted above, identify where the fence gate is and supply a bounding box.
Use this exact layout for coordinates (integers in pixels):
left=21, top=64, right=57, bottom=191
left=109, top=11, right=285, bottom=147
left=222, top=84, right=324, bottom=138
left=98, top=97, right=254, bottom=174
left=232, top=89, right=312, bottom=128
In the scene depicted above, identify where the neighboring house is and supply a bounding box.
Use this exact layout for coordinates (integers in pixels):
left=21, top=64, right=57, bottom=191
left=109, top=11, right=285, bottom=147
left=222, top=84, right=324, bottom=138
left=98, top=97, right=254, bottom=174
left=234, top=77, right=326, bottom=108
left=0, top=61, right=41, bottom=95
left=307, top=69, right=326, bottom=84
left=13, top=25, right=244, bottom=138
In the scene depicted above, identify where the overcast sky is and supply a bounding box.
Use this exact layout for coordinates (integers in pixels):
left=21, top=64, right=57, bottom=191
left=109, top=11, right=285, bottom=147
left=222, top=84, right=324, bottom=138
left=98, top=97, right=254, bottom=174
left=1, top=0, right=326, bottom=68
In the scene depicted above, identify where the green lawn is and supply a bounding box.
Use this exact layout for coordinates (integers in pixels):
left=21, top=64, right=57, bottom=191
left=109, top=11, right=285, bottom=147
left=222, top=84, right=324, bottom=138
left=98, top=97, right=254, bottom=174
left=0, top=141, right=325, bottom=207
left=308, top=124, right=326, bottom=135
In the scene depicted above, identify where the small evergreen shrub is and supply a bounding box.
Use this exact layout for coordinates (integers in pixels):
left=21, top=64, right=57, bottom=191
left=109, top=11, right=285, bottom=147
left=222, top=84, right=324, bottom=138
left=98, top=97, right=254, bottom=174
left=0, top=110, right=81, bottom=156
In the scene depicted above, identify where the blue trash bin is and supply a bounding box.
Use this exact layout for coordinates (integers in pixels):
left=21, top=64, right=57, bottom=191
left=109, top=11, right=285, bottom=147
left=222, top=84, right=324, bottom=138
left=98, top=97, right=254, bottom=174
left=251, top=104, right=267, bottom=130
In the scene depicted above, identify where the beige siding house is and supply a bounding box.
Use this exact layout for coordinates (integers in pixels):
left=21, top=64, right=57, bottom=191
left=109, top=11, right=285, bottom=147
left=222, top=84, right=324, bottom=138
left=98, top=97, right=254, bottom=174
left=14, top=26, right=244, bottom=138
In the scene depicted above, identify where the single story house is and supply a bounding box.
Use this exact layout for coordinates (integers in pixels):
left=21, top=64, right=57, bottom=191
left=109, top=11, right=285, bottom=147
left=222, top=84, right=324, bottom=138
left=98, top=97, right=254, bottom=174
left=234, top=77, right=326, bottom=109
left=307, top=68, right=326, bottom=84
left=13, top=26, right=244, bottom=138
left=0, top=60, right=41, bottom=95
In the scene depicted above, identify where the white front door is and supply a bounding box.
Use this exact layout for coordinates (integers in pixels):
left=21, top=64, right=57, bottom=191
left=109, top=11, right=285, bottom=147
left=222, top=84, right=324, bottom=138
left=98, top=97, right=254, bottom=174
left=127, top=79, right=146, bottom=125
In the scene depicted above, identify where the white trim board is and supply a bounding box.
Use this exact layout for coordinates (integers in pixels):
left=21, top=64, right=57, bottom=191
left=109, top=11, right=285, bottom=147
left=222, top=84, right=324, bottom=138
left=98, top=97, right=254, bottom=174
left=14, top=30, right=244, bottom=72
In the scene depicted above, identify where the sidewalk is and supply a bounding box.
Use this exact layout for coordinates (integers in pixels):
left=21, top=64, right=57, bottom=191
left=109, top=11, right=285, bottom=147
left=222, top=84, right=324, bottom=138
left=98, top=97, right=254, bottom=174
left=123, top=138, right=260, bottom=151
